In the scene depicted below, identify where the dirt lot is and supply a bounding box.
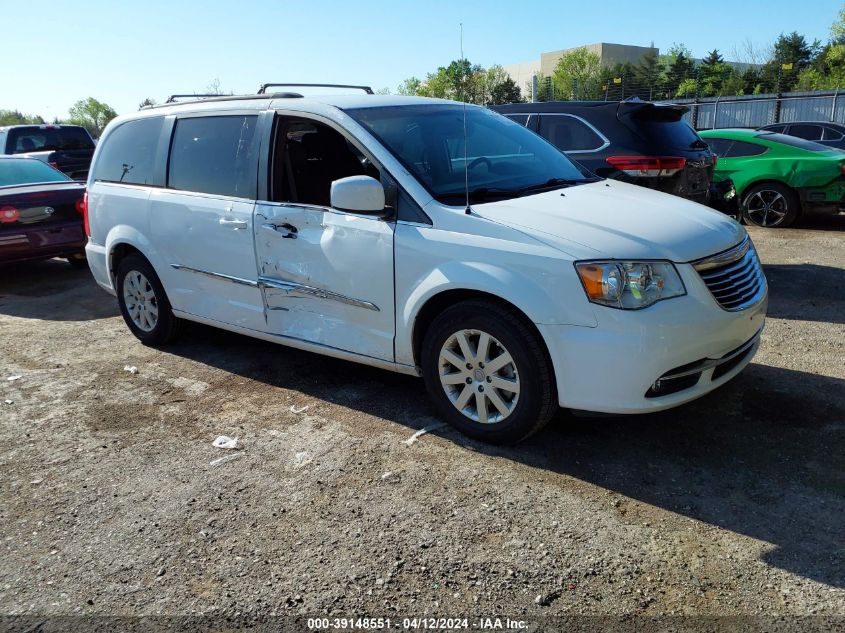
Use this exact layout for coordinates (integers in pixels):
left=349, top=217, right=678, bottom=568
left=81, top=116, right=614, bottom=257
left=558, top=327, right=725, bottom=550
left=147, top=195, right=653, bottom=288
left=1, top=218, right=843, bottom=628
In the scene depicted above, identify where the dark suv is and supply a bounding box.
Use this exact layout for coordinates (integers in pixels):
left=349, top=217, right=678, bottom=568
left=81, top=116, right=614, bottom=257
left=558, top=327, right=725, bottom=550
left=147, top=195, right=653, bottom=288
left=0, top=124, right=96, bottom=181
left=492, top=99, right=726, bottom=207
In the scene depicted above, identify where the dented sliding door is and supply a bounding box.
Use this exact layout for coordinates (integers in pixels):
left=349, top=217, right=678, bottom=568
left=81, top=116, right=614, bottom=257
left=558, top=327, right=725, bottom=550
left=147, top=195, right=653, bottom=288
left=253, top=201, right=396, bottom=362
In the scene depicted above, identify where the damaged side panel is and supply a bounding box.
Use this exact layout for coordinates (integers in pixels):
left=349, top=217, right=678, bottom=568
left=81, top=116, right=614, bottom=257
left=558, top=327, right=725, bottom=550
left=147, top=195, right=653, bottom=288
left=254, top=202, right=396, bottom=361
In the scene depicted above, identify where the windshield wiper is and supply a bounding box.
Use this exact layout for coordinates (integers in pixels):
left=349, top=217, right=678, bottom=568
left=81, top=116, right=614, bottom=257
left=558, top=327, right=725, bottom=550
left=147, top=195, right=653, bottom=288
left=469, top=187, right=522, bottom=200
left=437, top=177, right=600, bottom=204
left=437, top=188, right=521, bottom=203
left=518, top=177, right=597, bottom=194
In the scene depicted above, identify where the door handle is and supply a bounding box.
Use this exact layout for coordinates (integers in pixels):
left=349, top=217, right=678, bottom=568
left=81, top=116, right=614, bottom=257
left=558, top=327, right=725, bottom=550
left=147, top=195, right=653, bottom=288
left=219, top=217, right=248, bottom=229
left=261, top=222, right=298, bottom=239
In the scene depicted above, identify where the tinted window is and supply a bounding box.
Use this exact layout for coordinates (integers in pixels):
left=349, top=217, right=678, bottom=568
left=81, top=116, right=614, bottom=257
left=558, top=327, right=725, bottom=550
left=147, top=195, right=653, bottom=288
left=92, top=117, right=164, bottom=185
left=169, top=116, right=257, bottom=198
left=704, top=138, right=733, bottom=157
left=630, top=108, right=701, bottom=149
left=764, top=124, right=786, bottom=134
left=823, top=126, right=844, bottom=141
left=725, top=140, right=768, bottom=157
left=539, top=115, right=604, bottom=151
left=7, top=126, right=94, bottom=154
left=788, top=124, right=823, bottom=141
left=504, top=114, right=529, bottom=126
left=347, top=104, right=588, bottom=205
left=0, top=158, right=72, bottom=187
left=756, top=132, right=832, bottom=152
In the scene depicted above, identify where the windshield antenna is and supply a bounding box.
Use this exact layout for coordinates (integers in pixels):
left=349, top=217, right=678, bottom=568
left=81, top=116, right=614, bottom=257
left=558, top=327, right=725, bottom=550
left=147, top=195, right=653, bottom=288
left=460, top=23, right=471, bottom=215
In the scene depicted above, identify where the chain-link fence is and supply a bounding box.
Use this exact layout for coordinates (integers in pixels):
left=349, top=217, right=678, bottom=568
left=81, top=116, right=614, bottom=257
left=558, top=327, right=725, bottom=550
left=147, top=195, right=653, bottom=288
left=530, top=74, right=843, bottom=131
left=669, top=90, right=845, bottom=130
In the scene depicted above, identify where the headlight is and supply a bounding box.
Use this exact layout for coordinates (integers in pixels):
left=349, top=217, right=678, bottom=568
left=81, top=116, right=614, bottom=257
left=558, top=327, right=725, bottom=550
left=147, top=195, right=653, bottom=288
left=575, top=261, right=686, bottom=309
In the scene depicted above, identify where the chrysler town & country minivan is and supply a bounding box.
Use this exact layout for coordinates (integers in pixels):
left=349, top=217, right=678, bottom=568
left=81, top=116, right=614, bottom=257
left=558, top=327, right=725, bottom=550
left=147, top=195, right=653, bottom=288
left=84, top=89, right=768, bottom=444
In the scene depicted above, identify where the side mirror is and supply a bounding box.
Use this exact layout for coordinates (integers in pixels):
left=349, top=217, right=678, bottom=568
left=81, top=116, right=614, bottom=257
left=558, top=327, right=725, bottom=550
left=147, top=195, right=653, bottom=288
left=330, top=176, right=386, bottom=215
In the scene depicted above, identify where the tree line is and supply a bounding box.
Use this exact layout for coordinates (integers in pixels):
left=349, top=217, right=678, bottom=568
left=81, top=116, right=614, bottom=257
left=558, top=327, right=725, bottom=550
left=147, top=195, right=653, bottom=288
left=399, top=4, right=845, bottom=103
left=0, top=79, right=228, bottom=139
left=397, top=59, right=523, bottom=105
left=0, top=98, right=118, bottom=138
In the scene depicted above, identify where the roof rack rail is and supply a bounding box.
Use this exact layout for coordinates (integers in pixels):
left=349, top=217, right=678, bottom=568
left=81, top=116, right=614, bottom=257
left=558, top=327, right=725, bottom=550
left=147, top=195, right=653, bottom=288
left=143, top=93, right=302, bottom=111
left=257, top=83, right=374, bottom=95
left=165, top=93, right=225, bottom=103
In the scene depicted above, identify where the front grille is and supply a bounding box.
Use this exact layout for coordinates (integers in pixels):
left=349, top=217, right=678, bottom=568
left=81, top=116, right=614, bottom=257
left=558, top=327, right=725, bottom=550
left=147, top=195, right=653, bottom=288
left=693, top=237, right=767, bottom=311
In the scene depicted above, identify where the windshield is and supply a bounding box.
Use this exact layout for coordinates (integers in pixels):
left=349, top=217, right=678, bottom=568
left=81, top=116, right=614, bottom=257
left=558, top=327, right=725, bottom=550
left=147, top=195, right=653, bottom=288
left=0, top=158, right=72, bottom=187
left=8, top=126, right=95, bottom=153
left=346, top=104, right=594, bottom=204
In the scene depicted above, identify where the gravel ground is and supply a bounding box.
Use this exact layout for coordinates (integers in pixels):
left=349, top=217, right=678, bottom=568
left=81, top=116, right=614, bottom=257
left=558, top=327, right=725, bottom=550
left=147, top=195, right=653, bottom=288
left=0, top=217, right=843, bottom=629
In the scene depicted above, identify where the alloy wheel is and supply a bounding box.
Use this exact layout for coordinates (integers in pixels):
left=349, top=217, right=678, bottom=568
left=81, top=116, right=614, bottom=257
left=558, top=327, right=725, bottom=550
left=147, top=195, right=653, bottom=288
left=438, top=329, right=520, bottom=425
left=122, top=270, right=159, bottom=332
left=745, top=189, right=788, bottom=227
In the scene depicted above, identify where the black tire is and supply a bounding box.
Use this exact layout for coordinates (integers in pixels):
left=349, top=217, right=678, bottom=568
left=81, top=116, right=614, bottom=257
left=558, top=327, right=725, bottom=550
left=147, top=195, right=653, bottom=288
left=66, top=253, right=88, bottom=269
left=421, top=299, right=557, bottom=445
left=741, top=182, right=800, bottom=228
left=115, top=254, right=183, bottom=346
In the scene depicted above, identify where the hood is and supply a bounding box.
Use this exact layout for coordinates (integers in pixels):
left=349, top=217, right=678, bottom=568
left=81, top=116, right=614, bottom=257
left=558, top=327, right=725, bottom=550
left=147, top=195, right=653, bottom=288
left=472, top=180, right=745, bottom=262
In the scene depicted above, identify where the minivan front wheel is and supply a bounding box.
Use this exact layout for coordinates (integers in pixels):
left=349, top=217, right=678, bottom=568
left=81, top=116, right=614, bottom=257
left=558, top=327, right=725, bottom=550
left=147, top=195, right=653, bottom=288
left=422, top=300, right=557, bottom=445
left=116, top=254, right=183, bottom=345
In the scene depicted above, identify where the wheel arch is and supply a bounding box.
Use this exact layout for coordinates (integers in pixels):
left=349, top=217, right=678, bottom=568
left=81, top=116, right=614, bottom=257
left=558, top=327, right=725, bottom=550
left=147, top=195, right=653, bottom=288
left=410, top=288, right=555, bottom=379
left=739, top=178, right=797, bottom=202
left=104, top=226, right=163, bottom=286
left=109, top=243, right=145, bottom=284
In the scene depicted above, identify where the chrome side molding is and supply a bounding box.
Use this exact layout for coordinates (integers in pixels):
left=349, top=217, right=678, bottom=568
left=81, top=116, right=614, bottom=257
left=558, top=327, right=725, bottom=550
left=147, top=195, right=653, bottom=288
left=170, top=264, right=257, bottom=287
left=258, top=276, right=380, bottom=312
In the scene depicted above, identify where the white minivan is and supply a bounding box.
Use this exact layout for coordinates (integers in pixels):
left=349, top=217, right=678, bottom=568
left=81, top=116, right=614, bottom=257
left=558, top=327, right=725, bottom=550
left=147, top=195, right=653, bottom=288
left=84, top=88, right=767, bottom=444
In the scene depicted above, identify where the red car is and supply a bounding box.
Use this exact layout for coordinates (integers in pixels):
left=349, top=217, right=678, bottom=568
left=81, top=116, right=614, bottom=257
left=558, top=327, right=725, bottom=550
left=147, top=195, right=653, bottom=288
left=0, top=156, right=86, bottom=266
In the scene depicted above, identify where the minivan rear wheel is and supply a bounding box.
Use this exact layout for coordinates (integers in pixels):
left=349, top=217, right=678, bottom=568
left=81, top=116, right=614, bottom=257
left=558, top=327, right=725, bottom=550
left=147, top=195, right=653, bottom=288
left=116, top=254, right=183, bottom=345
left=421, top=300, right=557, bottom=445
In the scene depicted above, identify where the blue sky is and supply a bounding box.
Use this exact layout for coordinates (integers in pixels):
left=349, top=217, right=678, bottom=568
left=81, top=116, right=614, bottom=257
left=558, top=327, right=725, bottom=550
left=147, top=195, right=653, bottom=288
left=2, top=0, right=840, bottom=120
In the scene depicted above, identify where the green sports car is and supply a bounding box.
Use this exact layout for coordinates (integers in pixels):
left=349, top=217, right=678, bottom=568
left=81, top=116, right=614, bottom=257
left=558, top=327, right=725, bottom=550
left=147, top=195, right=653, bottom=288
left=699, top=128, right=845, bottom=228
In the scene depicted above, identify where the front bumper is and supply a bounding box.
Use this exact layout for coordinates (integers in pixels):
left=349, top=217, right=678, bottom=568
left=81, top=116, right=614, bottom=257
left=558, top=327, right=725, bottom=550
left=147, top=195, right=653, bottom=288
left=538, top=263, right=767, bottom=414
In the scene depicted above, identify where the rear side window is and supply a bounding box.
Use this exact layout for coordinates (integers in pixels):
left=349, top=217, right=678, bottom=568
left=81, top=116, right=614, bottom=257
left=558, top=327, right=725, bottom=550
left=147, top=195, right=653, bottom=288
left=7, top=126, right=95, bottom=154
left=504, top=114, right=529, bottom=126
left=539, top=116, right=605, bottom=152
left=756, top=132, right=831, bottom=152
left=168, top=116, right=257, bottom=198
left=788, top=124, right=824, bottom=141
left=725, top=140, right=768, bottom=157
left=704, top=138, right=733, bottom=157
left=764, top=124, right=786, bottom=134
left=823, top=126, right=844, bottom=141
left=92, top=117, right=164, bottom=185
